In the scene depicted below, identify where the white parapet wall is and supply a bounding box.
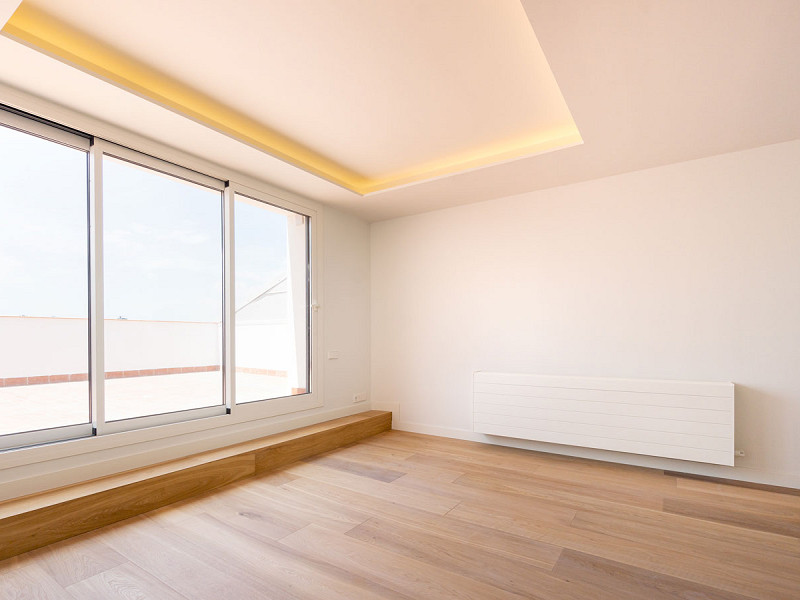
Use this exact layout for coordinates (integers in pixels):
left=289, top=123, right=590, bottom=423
left=104, top=319, right=221, bottom=372
left=235, top=321, right=292, bottom=374
left=0, top=316, right=222, bottom=378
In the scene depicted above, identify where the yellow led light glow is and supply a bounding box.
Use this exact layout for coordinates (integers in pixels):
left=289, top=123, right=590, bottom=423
left=2, top=2, right=581, bottom=195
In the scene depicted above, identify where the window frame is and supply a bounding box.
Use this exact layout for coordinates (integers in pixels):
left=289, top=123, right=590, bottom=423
left=226, top=181, right=322, bottom=422
left=0, top=106, right=91, bottom=151
left=0, top=104, right=323, bottom=460
left=92, top=140, right=229, bottom=436
left=0, top=108, right=93, bottom=451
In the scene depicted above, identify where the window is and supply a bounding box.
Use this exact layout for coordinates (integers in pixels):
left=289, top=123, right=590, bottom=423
left=0, top=112, right=91, bottom=449
left=102, top=154, right=224, bottom=423
left=0, top=107, right=318, bottom=451
left=234, top=194, right=310, bottom=403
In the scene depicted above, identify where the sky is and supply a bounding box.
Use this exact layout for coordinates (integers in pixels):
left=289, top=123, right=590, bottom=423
left=0, top=125, right=88, bottom=319
left=1, top=124, right=293, bottom=323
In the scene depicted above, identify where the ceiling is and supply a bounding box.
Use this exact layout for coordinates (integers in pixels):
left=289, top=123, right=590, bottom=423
left=1, top=0, right=799, bottom=222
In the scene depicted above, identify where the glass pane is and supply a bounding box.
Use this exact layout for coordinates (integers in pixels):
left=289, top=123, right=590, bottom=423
left=103, top=156, right=223, bottom=421
left=234, top=194, right=309, bottom=403
left=0, top=124, right=89, bottom=436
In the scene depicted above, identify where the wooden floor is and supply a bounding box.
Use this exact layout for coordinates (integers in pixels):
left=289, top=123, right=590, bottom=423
left=1, top=431, right=798, bottom=599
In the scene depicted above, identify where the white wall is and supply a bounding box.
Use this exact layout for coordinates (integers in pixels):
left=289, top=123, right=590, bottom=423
left=371, top=140, right=800, bottom=488
left=323, top=208, right=371, bottom=404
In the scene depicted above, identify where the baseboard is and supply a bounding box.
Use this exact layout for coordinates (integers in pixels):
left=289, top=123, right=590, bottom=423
left=0, top=410, right=391, bottom=561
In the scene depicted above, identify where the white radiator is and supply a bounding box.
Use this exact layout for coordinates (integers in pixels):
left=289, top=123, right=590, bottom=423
left=473, top=372, right=734, bottom=465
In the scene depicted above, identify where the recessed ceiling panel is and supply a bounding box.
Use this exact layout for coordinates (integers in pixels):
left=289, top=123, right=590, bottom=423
left=1, top=0, right=580, bottom=194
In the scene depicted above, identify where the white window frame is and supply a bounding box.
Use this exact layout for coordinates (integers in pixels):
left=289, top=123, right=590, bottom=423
left=93, top=140, right=229, bottom=436
left=0, top=107, right=90, bottom=151
left=227, top=182, right=322, bottom=422
left=0, top=99, right=324, bottom=468
left=0, top=109, right=93, bottom=451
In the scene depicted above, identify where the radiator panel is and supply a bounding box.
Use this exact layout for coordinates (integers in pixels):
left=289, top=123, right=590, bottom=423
left=473, top=372, right=734, bottom=465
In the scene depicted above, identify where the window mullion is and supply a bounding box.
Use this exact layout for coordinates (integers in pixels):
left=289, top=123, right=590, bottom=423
left=224, top=184, right=236, bottom=414
left=89, top=140, right=106, bottom=434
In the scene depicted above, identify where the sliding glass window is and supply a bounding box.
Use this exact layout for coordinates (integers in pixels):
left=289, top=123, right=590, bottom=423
left=234, top=194, right=309, bottom=403
left=0, top=107, right=316, bottom=452
left=0, top=112, right=92, bottom=449
left=102, top=153, right=225, bottom=424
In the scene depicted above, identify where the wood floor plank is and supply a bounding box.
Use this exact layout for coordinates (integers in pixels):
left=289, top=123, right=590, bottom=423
left=282, top=523, right=529, bottom=600
left=455, top=469, right=664, bottom=510
left=165, top=513, right=411, bottom=600
left=533, top=462, right=677, bottom=495
left=283, top=475, right=563, bottom=568
left=448, top=465, right=800, bottom=556
left=346, top=516, right=563, bottom=596
left=284, top=460, right=460, bottom=515
left=364, top=432, right=554, bottom=475
left=667, top=472, right=800, bottom=498
left=611, top=505, right=799, bottom=555
left=64, top=562, right=190, bottom=600
left=344, top=519, right=638, bottom=600
left=0, top=562, right=73, bottom=600
left=252, top=468, right=301, bottom=487
left=181, top=482, right=310, bottom=541
left=335, top=441, right=416, bottom=462
left=670, top=486, right=800, bottom=520
left=447, top=502, right=799, bottom=600
left=447, top=467, right=671, bottom=521
left=675, top=475, right=800, bottom=506
left=393, top=473, right=577, bottom=525
left=27, top=535, right=127, bottom=588
left=401, top=449, right=551, bottom=482
left=570, top=510, right=800, bottom=582
left=309, top=454, right=407, bottom=482
left=243, top=476, right=370, bottom=532
left=94, top=516, right=293, bottom=600
left=373, top=430, right=671, bottom=482
left=663, top=496, right=800, bottom=538
left=327, top=445, right=465, bottom=482
left=405, top=449, right=670, bottom=510
left=551, top=549, right=755, bottom=600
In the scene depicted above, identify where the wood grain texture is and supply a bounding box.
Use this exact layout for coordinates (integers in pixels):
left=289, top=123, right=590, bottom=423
left=0, top=453, right=255, bottom=562
left=28, top=536, right=127, bottom=589
left=663, top=496, right=800, bottom=537
left=667, top=471, right=800, bottom=497
left=551, top=549, right=754, bottom=600
left=283, top=475, right=565, bottom=567
left=0, top=562, right=74, bottom=600
left=64, top=562, right=190, bottom=600
left=254, top=411, right=392, bottom=472
left=0, top=410, right=391, bottom=561
left=311, top=454, right=406, bottom=482
left=345, top=516, right=561, bottom=595
left=281, top=522, right=531, bottom=600
left=163, top=513, right=408, bottom=600
left=1, top=428, right=798, bottom=600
